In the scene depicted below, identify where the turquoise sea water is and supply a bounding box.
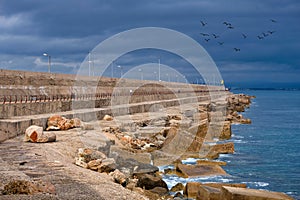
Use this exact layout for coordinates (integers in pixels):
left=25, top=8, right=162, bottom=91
left=163, top=90, right=300, bottom=199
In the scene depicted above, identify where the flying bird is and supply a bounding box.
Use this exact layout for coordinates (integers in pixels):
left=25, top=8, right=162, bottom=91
left=262, top=32, right=269, bottom=37
left=227, top=26, right=234, bottom=29
left=204, top=38, right=210, bottom=42
left=218, top=42, right=224, bottom=45
left=212, top=34, right=220, bottom=38
left=242, top=33, right=247, bottom=39
left=223, top=22, right=232, bottom=26
left=257, top=35, right=264, bottom=40
left=270, top=19, right=277, bottom=23
left=233, top=48, right=241, bottom=52
left=200, top=20, right=207, bottom=26
left=268, top=30, right=276, bottom=34
left=200, top=33, right=210, bottom=37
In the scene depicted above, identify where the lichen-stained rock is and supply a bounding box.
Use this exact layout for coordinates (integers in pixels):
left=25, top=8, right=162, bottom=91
left=221, top=186, right=294, bottom=200
left=24, top=125, right=56, bottom=143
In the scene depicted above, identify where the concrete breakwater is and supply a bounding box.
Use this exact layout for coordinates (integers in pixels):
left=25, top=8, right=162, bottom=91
left=0, top=69, right=294, bottom=199
left=0, top=69, right=222, bottom=142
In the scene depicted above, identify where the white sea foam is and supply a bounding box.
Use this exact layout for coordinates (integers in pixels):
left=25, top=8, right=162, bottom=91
left=242, top=181, right=269, bottom=187
left=231, top=139, right=247, bottom=144
left=232, top=135, right=244, bottom=139
left=182, top=158, right=198, bottom=165
left=219, top=154, right=233, bottom=158
left=158, top=165, right=174, bottom=172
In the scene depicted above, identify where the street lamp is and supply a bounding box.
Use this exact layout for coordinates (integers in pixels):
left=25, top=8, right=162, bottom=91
left=43, top=53, right=51, bottom=73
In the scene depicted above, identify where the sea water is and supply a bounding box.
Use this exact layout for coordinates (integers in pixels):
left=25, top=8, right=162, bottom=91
left=162, top=90, right=300, bottom=199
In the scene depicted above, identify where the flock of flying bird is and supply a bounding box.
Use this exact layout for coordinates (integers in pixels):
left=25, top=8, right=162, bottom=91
left=199, top=19, right=278, bottom=52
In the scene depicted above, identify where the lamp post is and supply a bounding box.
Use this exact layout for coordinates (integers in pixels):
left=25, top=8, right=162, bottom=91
left=43, top=53, right=51, bottom=73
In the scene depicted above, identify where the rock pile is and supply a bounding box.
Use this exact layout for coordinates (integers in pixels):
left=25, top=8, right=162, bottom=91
left=74, top=148, right=116, bottom=173
left=226, top=94, right=254, bottom=124
left=46, top=115, right=82, bottom=131
left=74, top=146, right=171, bottom=199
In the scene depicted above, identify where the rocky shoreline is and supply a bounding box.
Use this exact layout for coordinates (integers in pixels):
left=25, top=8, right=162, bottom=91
left=0, top=93, right=295, bottom=200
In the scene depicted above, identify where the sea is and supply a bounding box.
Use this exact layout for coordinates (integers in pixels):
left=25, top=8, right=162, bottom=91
left=161, top=89, right=300, bottom=199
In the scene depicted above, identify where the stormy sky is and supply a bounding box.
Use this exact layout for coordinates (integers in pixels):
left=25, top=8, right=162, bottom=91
left=0, top=0, right=299, bottom=88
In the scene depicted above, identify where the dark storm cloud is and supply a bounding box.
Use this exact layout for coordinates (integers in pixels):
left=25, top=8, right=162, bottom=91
left=0, top=0, right=299, bottom=87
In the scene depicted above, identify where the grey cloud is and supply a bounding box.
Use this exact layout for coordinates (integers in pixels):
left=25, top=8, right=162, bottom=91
left=0, top=0, right=299, bottom=87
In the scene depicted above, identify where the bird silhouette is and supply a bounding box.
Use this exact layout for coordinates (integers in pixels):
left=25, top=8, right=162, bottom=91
left=257, top=35, right=264, bottom=40
left=212, top=34, right=220, bottom=38
left=233, top=48, right=241, bottom=52
left=227, top=26, right=234, bottom=29
left=218, top=42, right=224, bottom=45
left=223, top=22, right=232, bottom=26
left=200, top=33, right=210, bottom=37
left=270, top=19, right=277, bottom=23
left=268, top=30, right=276, bottom=34
left=204, top=38, right=210, bottom=42
left=200, top=20, right=207, bottom=26
left=242, top=33, right=247, bottom=39
left=262, top=32, right=269, bottom=37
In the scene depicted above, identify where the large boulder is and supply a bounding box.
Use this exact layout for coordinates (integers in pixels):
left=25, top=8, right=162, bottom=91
left=184, top=182, right=202, bottom=199
left=175, top=163, right=227, bottom=178
left=24, top=125, right=56, bottom=143
left=221, top=186, right=294, bottom=200
left=206, top=142, right=235, bottom=159
left=99, top=158, right=116, bottom=173
left=136, top=174, right=168, bottom=190
left=196, top=185, right=221, bottom=200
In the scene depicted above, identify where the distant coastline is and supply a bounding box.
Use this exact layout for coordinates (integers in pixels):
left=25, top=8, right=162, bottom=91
left=231, top=87, right=300, bottom=91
